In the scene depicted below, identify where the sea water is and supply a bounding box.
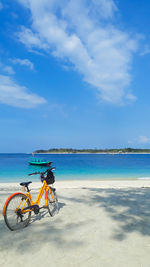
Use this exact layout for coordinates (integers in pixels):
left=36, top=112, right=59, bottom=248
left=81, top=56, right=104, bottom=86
left=0, top=153, right=150, bottom=182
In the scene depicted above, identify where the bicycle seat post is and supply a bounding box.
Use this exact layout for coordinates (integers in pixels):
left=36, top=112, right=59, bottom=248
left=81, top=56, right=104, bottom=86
left=20, top=182, right=32, bottom=192
left=26, top=186, right=30, bottom=192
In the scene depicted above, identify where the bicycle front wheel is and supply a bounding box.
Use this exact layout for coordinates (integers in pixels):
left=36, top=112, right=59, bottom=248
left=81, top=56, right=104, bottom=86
left=4, top=193, right=31, bottom=231
left=47, top=188, right=59, bottom=216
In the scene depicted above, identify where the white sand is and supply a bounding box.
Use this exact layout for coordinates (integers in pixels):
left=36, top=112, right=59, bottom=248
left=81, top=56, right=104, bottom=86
left=1, top=180, right=150, bottom=267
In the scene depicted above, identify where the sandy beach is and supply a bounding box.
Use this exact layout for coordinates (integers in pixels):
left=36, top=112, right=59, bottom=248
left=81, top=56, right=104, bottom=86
left=1, top=180, right=150, bottom=267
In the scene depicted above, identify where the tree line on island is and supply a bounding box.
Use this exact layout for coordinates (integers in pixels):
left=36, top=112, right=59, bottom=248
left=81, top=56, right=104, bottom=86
left=33, top=148, right=150, bottom=154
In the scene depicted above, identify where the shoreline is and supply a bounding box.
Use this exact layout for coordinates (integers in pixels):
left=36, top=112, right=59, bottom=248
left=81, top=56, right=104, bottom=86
left=2, top=152, right=150, bottom=155
left=1, top=179, right=150, bottom=191
left=33, top=152, right=150, bottom=154
left=1, top=176, right=150, bottom=185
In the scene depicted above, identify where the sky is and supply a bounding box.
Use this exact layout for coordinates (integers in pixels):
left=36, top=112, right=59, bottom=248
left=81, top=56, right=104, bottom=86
left=0, top=0, right=150, bottom=152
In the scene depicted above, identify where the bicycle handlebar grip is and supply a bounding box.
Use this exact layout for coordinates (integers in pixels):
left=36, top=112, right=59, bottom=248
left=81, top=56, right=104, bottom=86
left=28, top=172, right=39, bottom=176
left=28, top=167, right=56, bottom=176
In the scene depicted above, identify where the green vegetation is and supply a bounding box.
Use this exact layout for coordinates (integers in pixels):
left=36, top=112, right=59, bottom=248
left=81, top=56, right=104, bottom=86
left=33, top=148, right=150, bottom=154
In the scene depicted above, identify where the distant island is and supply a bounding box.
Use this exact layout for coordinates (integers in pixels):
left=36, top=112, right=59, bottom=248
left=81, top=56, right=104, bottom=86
left=33, top=148, right=150, bottom=154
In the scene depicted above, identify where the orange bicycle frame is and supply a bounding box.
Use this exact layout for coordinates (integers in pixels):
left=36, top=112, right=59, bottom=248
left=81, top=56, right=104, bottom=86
left=3, top=180, right=55, bottom=216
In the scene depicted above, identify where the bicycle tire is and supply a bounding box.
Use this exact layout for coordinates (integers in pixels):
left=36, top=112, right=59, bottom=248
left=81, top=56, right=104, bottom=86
left=4, top=193, right=31, bottom=231
left=47, top=188, right=59, bottom=216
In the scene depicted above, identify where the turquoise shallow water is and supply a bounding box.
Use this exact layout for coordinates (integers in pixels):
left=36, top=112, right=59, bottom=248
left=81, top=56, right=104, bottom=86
left=1, top=153, right=150, bottom=182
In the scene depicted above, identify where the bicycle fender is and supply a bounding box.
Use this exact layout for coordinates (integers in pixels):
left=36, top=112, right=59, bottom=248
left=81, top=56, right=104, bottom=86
left=2, top=192, right=26, bottom=216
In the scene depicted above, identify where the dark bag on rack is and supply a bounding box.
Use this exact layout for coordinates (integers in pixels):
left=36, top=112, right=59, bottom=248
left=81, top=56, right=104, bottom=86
left=46, top=169, right=55, bottom=184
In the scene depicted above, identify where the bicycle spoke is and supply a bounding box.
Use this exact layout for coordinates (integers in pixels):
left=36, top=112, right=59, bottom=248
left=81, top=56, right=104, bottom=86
left=4, top=194, right=31, bottom=231
left=47, top=188, right=59, bottom=216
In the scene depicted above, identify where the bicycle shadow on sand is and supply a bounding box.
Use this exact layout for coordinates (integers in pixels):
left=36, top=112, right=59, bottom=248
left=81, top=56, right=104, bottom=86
left=0, top=199, right=87, bottom=254
left=30, top=201, right=66, bottom=224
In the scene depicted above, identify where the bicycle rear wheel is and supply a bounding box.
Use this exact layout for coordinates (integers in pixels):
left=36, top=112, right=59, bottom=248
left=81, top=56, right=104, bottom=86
left=4, top=193, right=31, bottom=231
left=47, top=188, right=59, bottom=216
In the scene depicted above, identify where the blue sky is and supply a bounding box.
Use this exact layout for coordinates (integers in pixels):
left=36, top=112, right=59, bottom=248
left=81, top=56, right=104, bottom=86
left=0, top=0, right=150, bottom=152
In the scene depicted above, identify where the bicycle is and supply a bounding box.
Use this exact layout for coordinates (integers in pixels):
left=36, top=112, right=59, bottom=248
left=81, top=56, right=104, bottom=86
left=3, top=165, right=58, bottom=231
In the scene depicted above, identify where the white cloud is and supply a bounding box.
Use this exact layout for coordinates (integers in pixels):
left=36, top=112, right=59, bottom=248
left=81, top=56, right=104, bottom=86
left=0, top=75, right=46, bottom=108
left=0, top=61, right=15, bottom=74
left=3, top=65, right=15, bottom=75
left=17, top=27, right=49, bottom=50
left=91, top=0, right=118, bottom=19
left=129, top=135, right=150, bottom=145
left=12, top=58, right=34, bottom=70
left=137, top=136, right=150, bottom=144
left=17, top=0, right=138, bottom=104
left=140, top=45, right=150, bottom=56
left=126, top=93, right=137, bottom=102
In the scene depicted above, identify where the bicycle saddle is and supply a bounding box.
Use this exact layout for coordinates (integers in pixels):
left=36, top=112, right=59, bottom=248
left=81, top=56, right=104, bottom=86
left=20, top=181, right=32, bottom=187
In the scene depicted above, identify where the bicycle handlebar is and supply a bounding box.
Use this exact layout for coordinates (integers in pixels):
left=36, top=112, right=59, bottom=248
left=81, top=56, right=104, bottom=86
left=28, top=167, right=56, bottom=176
left=28, top=172, right=40, bottom=176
